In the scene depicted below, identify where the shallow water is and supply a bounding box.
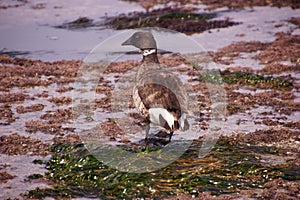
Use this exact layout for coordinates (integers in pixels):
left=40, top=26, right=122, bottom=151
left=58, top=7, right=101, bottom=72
left=0, top=154, right=50, bottom=199
left=2, top=82, right=73, bottom=140
left=1, top=2, right=299, bottom=61
left=0, top=0, right=143, bottom=61
left=193, top=6, right=300, bottom=51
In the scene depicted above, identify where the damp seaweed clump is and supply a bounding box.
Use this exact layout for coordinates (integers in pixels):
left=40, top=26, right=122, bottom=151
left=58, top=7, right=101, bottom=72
left=199, top=70, right=293, bottom=89
left=106, top=7, right=240, bottom=34
left=55, top=17, right=95, bottom=29
left=26, top=136, right=300, bottom=199
left=200, top=0, right=300, bottom=10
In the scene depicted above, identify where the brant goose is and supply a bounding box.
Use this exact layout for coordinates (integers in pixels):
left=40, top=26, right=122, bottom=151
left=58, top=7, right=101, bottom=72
left=122, top=31, right=189, bottom=142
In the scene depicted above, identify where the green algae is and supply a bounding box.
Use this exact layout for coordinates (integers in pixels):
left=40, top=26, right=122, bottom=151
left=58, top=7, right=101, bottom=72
left=106, top=7, right=239, bottom=34
left=26, top=138, right=300, bottom=199
left=27, top=174, right=43, bottom=180
left=55, top=17, right=95, bottom=30
left=200, top=70, right=293, bottom=89
left=32, top=159, right=44, bottom=165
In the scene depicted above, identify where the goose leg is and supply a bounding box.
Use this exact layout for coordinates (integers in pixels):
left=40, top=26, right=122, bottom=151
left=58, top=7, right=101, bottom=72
left=145, top=124, right=150, bottom=144
left=168, top=131, right=174, bottom=142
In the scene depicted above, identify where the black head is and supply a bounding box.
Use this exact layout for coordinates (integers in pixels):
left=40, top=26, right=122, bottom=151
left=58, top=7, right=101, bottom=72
left=122, top=31, right=157, bottom=50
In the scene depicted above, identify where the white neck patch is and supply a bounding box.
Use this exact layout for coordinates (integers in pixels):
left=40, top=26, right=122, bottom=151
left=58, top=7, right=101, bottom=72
left=142, top=49, right=156, bottom=56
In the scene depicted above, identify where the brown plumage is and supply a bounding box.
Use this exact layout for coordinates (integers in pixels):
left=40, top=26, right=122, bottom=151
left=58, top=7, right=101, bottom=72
left=122, top=31, right=189, bottom=141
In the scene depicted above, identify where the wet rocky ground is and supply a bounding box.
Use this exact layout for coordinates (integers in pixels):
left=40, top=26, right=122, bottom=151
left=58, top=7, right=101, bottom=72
left=1, top=0, right=300, bottom=199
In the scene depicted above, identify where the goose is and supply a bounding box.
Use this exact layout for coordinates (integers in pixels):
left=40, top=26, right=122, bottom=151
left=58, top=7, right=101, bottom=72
left=122, top=31, right=189, bottom=142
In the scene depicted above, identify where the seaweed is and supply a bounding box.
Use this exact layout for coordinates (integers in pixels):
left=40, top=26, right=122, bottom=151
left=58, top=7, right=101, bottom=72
left=200, top=70, right=293, bottom=89
left=54, top=17, right=95, bottom=30
left=26, top=138, right=299, bottom=199
left=106, top=7, right=240, bottom=34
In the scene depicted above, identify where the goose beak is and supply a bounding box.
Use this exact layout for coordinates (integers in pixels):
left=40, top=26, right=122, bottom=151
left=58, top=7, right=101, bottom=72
left=121, top=37, right=133, bottom=46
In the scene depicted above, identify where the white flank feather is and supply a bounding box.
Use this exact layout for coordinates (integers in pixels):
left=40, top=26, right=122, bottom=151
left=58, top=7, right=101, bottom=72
left=149, top=108, right=174, bottom=129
